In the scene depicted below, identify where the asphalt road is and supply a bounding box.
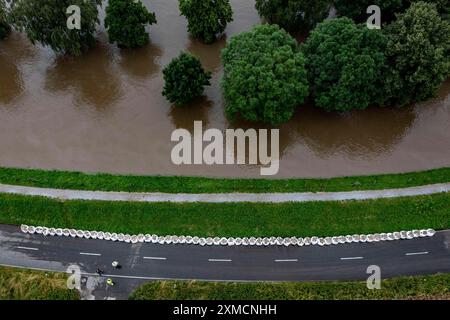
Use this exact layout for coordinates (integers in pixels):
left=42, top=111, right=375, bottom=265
left=1, top=224, right=449, bottom=299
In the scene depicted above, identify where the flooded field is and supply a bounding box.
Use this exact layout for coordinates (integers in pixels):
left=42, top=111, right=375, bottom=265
left=0, top=0, right=449, bottom=178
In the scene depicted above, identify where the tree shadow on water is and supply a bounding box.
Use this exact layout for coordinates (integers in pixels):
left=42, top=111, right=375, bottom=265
left=186, top=35, right=227, bottom=73
left=168, top=96, right=213, bottom=130
left=281, top=103, right=418, bottom=159
left=0, top=33, right=36, bottom=107
left=44, top=42, right=122, bottom=112
left=117, top=42, right=162, bottom=81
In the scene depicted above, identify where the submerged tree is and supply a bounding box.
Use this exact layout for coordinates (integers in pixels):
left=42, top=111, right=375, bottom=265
left=162, top=52, right=212, bottom=106
left=302, top=17, right=388, bottom=112
left=384, top=1, right=450, bottom=106
left=0, top=0, right=10, bottom=40
left=105, top=0, right=157, bottom=48
left=255, top=0, right=333, bottom=32
left=221, top=24, right=309, bottom=125
left=11, top=0, right=101, bottom=55
left=179, top=0, right=233, bottom=44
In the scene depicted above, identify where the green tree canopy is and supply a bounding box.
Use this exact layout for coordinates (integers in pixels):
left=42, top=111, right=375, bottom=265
left=162, top=52, right=212, bottom=106
left=302, top=17, right=388, bottom=112
left=334, top=0, right=450, bottom=23
left=179, top=0, right=233, bottom=44
left=384, top=1, right=450, bottom=106
left=334, top=0, right=404, bottom=23
left=221, top=24, right=309, bottom=125
left=11, top=0, right=101, bottom=55
left=105, top=0, right=156, bottom=48
left=0, top=0, right=10, bottom=40
left=255, top=0, right=333, bottom=32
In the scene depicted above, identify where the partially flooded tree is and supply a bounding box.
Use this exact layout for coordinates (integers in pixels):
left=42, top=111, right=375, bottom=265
left=162, top=52, right=211, bottom=106
left=302, top=17, right=388, bottom=112
left=179, top=0, right=233, bottom=44
left=255, top=0, right=333, bottom=32
left=105, top=0, right=157, bottom=48
left=222, top=24, right=309, bottom=125
left=0, top=0, right=10, bottom=39
left=10, top=0, right=101, bottom=55
left=384, top=1, right=450, bottom=106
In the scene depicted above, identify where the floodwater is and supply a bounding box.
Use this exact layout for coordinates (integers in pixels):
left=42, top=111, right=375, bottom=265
left=0, top=0, right=449, bottom=178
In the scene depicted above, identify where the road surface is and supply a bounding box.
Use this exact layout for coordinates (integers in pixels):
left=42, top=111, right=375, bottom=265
left=1, top=224, right=449, bottom=299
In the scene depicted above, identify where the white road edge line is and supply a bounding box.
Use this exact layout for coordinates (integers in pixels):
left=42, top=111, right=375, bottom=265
left=405, top=251, right=429, bottom=256
left=340, top=256, right=364, bottom=260
left=208, top=259, right=232, bottom=262
left=16, top=246, right=39, bottom=251
left=79, top=252, right=102, bottom=256
left=143, top=256, right=167, bottom=260
left=274, top=259, right=298, bottom=262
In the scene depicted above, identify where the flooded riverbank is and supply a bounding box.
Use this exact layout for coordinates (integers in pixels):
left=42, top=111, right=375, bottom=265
left=0, top=0, right=449, bottom=178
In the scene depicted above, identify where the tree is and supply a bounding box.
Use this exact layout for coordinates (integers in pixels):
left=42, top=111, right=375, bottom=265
left=10, top=0, right=100, bottom=55
left=334, top=0, right=450, bottom=23
left=162, top=52, right=212, bottom=106
left=179, top=0, right=233, bottom=44
left=408, top=0, right=450, bottom=20
left=302, top=17, right=388, bottom=112
left=105, top=0, right=156, bottom=48
left=255, top=0, right=332, bottom=32
left=0, top=0, right=10, bottom=40
left=221, top=24, right=309, bottom=125
left=384, top=1, right=450, bottom=106
left=334, top=0, right=404, bottom=23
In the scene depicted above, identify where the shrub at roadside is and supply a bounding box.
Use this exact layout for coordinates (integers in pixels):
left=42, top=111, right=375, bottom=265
left=11, top=0, right=100, bottom=55
left=255, top=0, right=332, bottom=32
left=162, top=52, right=212, bottom=106
left=130, top=273, right=450, bottom=300
left=0, top=0, right=10, bottom=40
left=221, top=24, right=309, bottom=125
left=0, top=267, right=79, bottom=300
left=105, top=0, right=157, bottom=48
left=383, top=1, right=450, bottom=106
left=179, top=0, right=233, bottom=44
left=302, top=17, right=388, bottom=112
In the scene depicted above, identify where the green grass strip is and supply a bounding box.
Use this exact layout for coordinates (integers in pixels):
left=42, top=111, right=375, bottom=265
left=0, top=266, right=79, bottom=300
left=0, top=192, right=448, bottom=237
left=129, top=273, right=450, bottom=300
left=0, top=167, right=449, bottom=193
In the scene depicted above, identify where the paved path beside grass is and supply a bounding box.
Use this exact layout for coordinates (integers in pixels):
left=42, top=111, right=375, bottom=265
left=0, top=182, right=449, bottom=203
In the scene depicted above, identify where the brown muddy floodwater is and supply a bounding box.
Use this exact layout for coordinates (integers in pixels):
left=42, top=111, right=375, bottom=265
left=0, top=0, right=449, bottom=178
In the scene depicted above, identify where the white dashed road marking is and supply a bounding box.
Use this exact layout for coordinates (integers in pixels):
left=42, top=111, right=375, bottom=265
left=143, top=256, right=167, bottom=260
left=274, top=259, right=298, bottom=262
left=208, top=259, right=232, bottom=262
left=340, top=256, right=364, bottom=260
left=405, top=251, right=429, bottom=256
left=16, top=246, right=39, bottom=251
left=79, top=252, right=102, bottom=256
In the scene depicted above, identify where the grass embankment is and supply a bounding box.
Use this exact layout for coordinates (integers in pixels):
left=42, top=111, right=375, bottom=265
left=0, top=167, right=449, bottom=193
left=0, top=266, right=79, bottom=300
left=0, top=192, right=448, bottom=237
left=129, top=273, right=450, bottom=300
